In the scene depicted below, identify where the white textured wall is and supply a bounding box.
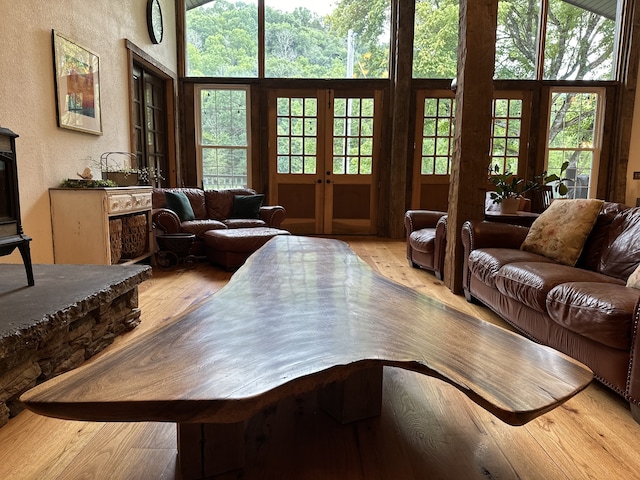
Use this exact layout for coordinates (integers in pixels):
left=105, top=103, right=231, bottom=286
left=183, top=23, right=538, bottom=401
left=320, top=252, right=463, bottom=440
left=0, top=0, right=177, bottom=264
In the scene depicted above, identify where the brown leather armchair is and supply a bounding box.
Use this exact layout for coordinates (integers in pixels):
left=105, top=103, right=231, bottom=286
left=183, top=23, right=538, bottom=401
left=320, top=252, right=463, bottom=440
left=404, top=210, right=447, bottom=280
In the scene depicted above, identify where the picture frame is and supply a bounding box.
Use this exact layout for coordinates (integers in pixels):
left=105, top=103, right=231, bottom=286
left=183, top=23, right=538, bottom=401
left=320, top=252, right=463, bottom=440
left=52, top=30, right=102, bottom=135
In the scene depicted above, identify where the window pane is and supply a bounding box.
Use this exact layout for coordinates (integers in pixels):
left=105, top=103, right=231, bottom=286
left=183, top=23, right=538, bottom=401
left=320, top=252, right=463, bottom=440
left=546, top=90, right=602, bottom=199
left=202, top=148, right=248, bottom=189
left=276, top=96, right=318, bottom=175
left=332, top=96, right=376, bottom=175
left=186, top=0, right=258, bottom=77
left=265, top=0, right=390, bottom=78
left=419, top=96, right=455, bottom=175
left=200, top=89, right=247, bottom=146
left=413, top=0, right=459, bottom=78
left=543, top=0, right=615, bottom=80
left=495, top=0, right=539, bottom=79
left=490, top=98, right=522, bottom=174
left=198, top=87, right=250, bottom=189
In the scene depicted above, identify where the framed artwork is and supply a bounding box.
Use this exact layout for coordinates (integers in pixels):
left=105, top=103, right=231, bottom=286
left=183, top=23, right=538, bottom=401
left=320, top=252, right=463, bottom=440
left=52, top=30, right=102, bottom=135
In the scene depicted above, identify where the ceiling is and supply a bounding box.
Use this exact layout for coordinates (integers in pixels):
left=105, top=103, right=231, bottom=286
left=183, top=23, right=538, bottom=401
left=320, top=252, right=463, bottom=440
left=184, top=0, right=616, bottom=21
left=185, top=0, right=212, bottom=10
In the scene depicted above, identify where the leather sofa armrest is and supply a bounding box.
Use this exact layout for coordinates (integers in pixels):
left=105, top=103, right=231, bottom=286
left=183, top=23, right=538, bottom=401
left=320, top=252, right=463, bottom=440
left=625, top=299, right=640, bottom=415
left=461, top=221, right=530, bottom=298
left=152, top=208, right=181, bottom=234
left=404, top=210, right=447, bottom=234
left=461, top=220, right=529, bottom=252
left=259, top=205, right=286, bottom=228
left=433, top=215, right=448, bottom=280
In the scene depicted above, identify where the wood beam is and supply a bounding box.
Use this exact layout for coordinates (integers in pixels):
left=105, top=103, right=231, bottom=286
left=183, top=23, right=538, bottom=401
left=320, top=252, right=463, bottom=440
left=445, top=0, right=499, bottom=293
left=388, top=0, right=415, bottom=238
left=610, top=0, right=640, bottom=202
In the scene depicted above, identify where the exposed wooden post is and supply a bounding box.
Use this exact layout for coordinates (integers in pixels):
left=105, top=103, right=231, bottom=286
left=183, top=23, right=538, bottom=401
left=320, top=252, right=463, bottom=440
left=388, top=0, right=415, bottom=238
left=445, top=0, right=499, bottom=293
left=610, top=0, right=640, bottom=202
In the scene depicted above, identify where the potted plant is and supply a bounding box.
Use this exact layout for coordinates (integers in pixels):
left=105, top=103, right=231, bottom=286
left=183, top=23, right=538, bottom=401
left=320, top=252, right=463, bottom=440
left=488, top=164, right=534, bottom=213
left=98, top=152, right=164, bottom=187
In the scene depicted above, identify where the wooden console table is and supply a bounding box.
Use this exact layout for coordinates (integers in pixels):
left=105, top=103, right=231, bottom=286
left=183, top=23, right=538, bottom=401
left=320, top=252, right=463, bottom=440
left=21, top=236, right=592, bottom=479
left=49, top=187, right=153, bottom=265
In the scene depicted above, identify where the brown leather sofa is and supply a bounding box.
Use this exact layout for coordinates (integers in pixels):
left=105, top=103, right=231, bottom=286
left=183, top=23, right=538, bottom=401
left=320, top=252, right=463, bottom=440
left=461, top=201, right=640, bottom=421
left=404, top=210, right=448, bottom=280
left=152, top=187, right=286, bottom=257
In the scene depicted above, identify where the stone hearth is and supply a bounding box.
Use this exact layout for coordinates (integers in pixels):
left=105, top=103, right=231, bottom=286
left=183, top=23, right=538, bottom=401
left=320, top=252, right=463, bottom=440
left=0, top=264, right=152, bottom=428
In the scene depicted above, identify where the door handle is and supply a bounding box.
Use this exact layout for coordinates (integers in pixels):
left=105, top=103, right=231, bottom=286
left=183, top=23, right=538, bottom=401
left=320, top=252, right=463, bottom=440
left=326, top=179, right=332, bottom=184
left=316, top=179, right=323, bottom=184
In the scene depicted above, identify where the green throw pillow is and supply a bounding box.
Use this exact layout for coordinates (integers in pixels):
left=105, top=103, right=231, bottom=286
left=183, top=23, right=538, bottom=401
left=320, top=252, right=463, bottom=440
left=231, top=194, right=264, bottom=219
left=165, top=191, right=195, bottom=222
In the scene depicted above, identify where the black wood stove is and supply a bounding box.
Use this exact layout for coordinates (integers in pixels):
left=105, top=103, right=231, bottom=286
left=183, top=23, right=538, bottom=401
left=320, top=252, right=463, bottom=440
left=0, top=127, right=34, bottom=286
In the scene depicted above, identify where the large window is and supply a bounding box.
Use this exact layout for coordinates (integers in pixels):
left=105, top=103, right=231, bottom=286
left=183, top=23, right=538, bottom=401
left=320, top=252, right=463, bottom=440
left=187, top=1, right=258, bottom=77
left=187, top=0, right=391, bottom=78
left=545, top=88, right=604, bottom=198
left=196, top=85, right=251, bottom=189
left=412, top=0, right=617, bottom=81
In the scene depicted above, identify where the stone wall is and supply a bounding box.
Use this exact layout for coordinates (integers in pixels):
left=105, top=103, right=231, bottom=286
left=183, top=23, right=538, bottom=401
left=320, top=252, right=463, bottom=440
left=0, top=264, right=151, bottom=429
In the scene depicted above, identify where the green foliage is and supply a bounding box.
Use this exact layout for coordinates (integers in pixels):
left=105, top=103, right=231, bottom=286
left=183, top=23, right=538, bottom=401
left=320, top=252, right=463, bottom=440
left=413, top=0, right=459, bottom=78
left=488, top=164, right=535, bottom=203
left=187, top=1, right=389, bottom=78
left=60, top=178, right=117, bottom=188
left=529, top=160, right=571, bottom=196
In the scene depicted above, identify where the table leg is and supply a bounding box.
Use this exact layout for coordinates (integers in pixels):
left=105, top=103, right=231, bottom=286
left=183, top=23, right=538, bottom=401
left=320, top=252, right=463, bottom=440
left=177, top=421, right=245, bottom=479
left=318, top=365, right=383, bottom=424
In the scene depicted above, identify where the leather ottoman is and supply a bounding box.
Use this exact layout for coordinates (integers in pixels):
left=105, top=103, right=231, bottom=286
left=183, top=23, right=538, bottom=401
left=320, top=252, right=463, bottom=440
left=204, top=227, right=290, bottom=269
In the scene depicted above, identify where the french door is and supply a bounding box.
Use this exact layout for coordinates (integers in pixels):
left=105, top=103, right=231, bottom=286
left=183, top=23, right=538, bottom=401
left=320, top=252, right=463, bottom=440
left=268, top=88, right=382, bottom=235
left=132, top=65, right=167, bottom=187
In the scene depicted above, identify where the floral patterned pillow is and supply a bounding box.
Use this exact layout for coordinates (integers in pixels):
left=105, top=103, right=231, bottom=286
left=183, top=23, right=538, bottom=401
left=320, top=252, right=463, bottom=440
left=627, top=264, right=640, bottom=289
left=521, top=199, right=604, bottom=266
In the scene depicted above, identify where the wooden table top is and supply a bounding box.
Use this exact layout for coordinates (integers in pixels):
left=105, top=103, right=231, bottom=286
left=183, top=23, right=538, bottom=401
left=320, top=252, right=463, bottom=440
left=21, top=236, right=592, bottom=426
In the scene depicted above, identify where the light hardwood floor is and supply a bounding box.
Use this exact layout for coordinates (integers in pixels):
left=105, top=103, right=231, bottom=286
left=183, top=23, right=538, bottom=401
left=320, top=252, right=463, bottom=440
left=1, top=237, right=639, bottom=479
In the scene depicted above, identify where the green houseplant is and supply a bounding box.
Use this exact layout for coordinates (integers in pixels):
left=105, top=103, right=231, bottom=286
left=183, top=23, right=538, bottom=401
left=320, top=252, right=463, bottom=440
left=528, top=160, right=571, bottom=197
left=488, top=164, right=535, bottom=212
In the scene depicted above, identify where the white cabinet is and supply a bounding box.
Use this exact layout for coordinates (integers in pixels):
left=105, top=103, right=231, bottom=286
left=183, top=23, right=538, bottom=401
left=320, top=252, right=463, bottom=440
left=50, top=187, right=153, bottom=265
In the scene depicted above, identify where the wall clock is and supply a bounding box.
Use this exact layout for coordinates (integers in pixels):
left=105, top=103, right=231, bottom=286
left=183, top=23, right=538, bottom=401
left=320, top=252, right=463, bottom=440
left=147, top=0, right=164, bottom=44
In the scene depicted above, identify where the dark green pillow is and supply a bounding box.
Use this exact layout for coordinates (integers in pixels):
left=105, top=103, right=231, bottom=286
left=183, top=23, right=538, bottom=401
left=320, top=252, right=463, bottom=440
left=165, top=191, right=195, bottom=222
left=231, top=194, right=264, bottom=219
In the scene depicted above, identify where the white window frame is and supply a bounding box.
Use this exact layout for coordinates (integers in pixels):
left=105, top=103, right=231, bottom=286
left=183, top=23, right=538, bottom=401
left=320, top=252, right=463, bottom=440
left=544, top=87, right=605, bottom=199
left=194, top=84, right=252, bottom=189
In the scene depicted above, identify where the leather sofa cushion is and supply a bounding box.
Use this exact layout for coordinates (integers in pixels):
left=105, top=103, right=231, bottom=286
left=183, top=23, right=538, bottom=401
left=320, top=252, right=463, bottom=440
left=223, top=218, right=267, bottom=229
left=205, top=189, right=257, bottom=220
left=409, top=228, right=436, bottom=254
left=577, top=202, right=627, bottom=271
left=546, top=282, right=634, bottom=350
left=599, top=207, right=640, bottom=281
left=153, top=188, right=207, bottom=219
left=468, top=249, right=555, bottom=288
left=180, top=219, right=227, bottom=238
left=495, top=262, right=622, bottom=313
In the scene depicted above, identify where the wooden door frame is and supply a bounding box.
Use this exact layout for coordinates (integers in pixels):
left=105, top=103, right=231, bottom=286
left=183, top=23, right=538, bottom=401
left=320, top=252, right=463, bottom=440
left=268, top=87, right=382, bottom=235
left=125, top=40, right=179, bottom=187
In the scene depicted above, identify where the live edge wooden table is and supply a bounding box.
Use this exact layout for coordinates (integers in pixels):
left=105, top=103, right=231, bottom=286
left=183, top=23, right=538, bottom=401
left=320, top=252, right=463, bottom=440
left=21, top=236, right=592, bottom=479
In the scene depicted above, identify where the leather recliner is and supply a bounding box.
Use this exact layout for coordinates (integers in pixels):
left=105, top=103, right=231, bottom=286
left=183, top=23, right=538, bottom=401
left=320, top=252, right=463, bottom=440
left=404, top=210, right=448, bottom=281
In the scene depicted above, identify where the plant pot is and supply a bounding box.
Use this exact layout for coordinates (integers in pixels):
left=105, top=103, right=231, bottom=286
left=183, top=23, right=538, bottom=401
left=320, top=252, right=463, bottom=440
left=499, top=197, right=520, bottom=214
left=104, top=172, right=139, bottom=187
